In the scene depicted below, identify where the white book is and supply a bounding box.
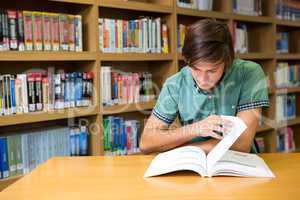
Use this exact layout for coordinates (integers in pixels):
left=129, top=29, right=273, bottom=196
left=155, top=18, right=161, bottom=53
left=144, top=116, right=275, bottom=178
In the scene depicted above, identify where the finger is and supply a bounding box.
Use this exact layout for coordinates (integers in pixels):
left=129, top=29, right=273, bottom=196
left=208, top=131, right=223, bottom=140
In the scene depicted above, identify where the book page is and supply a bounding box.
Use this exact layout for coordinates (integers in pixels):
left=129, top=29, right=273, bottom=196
left=144, top=146, right=207, bottom=177
left=206, top=116, right=247, bottom=175
left=212, top=150, right=275, bottom=177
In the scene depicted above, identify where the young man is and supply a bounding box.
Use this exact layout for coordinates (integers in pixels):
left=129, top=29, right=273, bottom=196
left=139, top=19, right=269, bottom=154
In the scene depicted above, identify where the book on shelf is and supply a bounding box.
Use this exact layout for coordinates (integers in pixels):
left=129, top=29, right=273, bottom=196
left=275, top=62, right=300, bottom=88
left=103, top=116, right=140, bottom=156
left=233, top=0, right=262, bottom=16
left=177, top=24, right=186, bottom=53
left=0, top=68, right=94, bottom=116
left=277, top=127, right=296, bottom=152
left=233, top=22, right=248, bottom=54
left=177, top=0, right=213, bottom=11
left=0, top=123, right=89, bottom=179
left=0, top=9, right=82, bottom=52
left=276, top=32, right=289, bottom=54
left=144, top=116, right=275, bottom=178
left=98, top=17, right=169, bottom=54
left=276, top=0, right=300, bottom=21
left=101, top=66, right=155, bottom=106
left=276, top=94, right=296, bottom=122
left=255, top=137, right=265, bottom=152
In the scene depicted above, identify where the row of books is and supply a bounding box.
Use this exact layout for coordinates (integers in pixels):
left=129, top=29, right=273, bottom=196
left=233, top=0, right=262, bottom=16
left=233, top=22, right=248, bottom=54
left=0, top=9, right=82, bottom=52
left=176, top=0, right=213, bottom=11
left=275, top=62, right=300, bottom=88
left=101, top=67, right=155, bottom=106
left=103, top=116, right=140, bottom=156
left=276, top=0, right=300, bottom=21
left=277, top=127, right=296, bottom=152
left=0, top=124, right=89, bottom=179
left=0, top=68, right=94, bottom=116
left=177, top=24, right=186, bottom=53
left=276, top=94, right=296, bottom=122
left=276, top=32, right=289, bottom=54
left=98, top=17, right=169, bottom=54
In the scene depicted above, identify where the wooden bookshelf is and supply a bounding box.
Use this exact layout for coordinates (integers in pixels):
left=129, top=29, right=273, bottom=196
left=276, top=53, right=300, bottom=60
left=0, top=174, right=23, bottom=191
left=176, top=7, right=229, bottom=19
left=99, top=53, right=174, bottom=61
left=236, top=53, right=275, bottom=60
left=98, top=0, right=173, bottom=13
left=103, top=100, right=156, bottom=115
left=275, top=87, right=300, bottom=94
left=2, top=0, right=300, bottom=190
left=49, top=0, right=95, bottom=5
left=0, top=107, right=99, bottom=127
left=0, top=52, right=97, bottom=61
left=257, top=124, right=274, bottom=133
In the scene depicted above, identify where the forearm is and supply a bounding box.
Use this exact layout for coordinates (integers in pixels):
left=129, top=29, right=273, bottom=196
left=140, top=123, right=198, bottom=154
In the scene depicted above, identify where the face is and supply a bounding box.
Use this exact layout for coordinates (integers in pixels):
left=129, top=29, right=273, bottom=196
left=190, top=61, right=225, bottom=92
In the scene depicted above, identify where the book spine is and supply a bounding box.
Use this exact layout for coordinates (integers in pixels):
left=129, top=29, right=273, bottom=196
left=50, top=13, right=59, bottom=51
left=59, top=14, right=69, bottom=51
left=17, top=11, right=25, bottom=51
left=32, top=12, right=43, bottom=51
left=3, top=10, right=10, bottom=51
left=42, top=13, right=51, bottom=51
left=35, top=72, right=43, bottom=111
left=27, top=73, right=36, bottom=112
left=42, top=77, right=49, bottom=111
left=64, top=73, right=70, bottom=108
left=10, top=75, right=16, bottom=114
left=68, top=15, right=75, bottom=51
left=79, top=125, right=88, bottom=156
left=7, top=136, right=16, bottom=177
left=23, top=11, right=33, bottom=51
left=75, top=72, right=83, bottom=107
left=15, top=135, right=23, bottom=175
left=7, top=10, right=18, bottom=50
left=74, top=15, right=82, bottom=52
left=0, top=137, right=10, bottom=178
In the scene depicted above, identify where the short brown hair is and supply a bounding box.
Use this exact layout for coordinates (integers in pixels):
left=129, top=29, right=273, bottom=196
left=182, top=18, right=234, bottom=69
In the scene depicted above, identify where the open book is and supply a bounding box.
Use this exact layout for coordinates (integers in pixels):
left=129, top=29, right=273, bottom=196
left=144, top=116, right=275, bottom=178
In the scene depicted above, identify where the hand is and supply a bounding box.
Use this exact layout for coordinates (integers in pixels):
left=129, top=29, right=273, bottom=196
left=191, top=115, right=233, bottom=140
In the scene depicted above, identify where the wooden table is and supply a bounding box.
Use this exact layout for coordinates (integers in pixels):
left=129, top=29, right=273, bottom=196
left=1, top=153, right=300, bottom=199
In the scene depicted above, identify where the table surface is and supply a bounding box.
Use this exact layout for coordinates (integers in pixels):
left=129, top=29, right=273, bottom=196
left=1, top=153, right=300, bottom=200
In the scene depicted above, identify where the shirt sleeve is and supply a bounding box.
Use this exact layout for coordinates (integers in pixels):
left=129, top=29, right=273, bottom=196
left=152, top=81, right=179, bottom=125
left=237, top=61, right=269, bottom=112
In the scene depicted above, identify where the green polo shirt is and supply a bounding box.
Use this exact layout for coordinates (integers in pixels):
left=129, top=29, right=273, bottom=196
left=152, top=59, right=269, bottom=153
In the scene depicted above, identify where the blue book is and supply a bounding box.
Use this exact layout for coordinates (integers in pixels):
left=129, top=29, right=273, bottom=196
left=0, top=137, right=10, bottom=179
left=64, top=73, right=71, bottom=108
left=70, top=72, right=76, bottom=108
left=75, top=72, right=83, bottom=107
left=69, top=128, right=76, bottom=156
left=10, top=76, right=16, bottom=114
left=79, top=125, right=88, bottom=156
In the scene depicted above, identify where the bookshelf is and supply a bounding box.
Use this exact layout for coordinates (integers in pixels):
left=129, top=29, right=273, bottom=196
left=2, top=0, right=300, bottom=190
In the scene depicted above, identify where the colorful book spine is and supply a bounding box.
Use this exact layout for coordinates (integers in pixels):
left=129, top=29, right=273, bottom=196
left=0, top=137, right=9, bottom=179
left=23, top=11, right=33, bottom=51
left=7, top=10, right=18, bottom=50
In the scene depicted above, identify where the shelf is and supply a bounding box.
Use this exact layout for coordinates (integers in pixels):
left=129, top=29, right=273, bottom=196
left=102, top=100, right=156, bottom=115
left=0, top=52, right=97, bottom=61
left=276, top=19, right=300, bottom=27
left=48, top=0, right=95, bottom=5
left=176, top=7, right=229, bottom=19
left=98, top=0, right=173, bottom=13
left=0, top=174, right=23, bottom=191
left=178, top=53, right=184, bottom=61
left=99, top=53, right=173, bottom=61
left=0, top=106, right=98, bottom=127
left=236, top=52, right=274, bottom=60
left=231, top=14, right=273, bottom=23
left=276, top=54, right=300, bottom=60
left=275, top=87, right=300, bottom=95
left=277, top=117, right=300, bottom=128
left=257, top=124, right=274, bottom=133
